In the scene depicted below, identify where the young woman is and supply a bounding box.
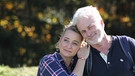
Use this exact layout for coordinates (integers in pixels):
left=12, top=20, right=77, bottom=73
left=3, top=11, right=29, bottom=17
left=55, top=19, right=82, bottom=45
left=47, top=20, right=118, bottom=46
left=37, top=25, right=90, bottom=76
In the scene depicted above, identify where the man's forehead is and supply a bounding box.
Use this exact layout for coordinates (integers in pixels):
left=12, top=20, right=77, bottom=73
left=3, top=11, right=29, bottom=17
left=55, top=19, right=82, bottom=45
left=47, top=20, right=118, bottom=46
left=77, top=17, right=95, bottom=28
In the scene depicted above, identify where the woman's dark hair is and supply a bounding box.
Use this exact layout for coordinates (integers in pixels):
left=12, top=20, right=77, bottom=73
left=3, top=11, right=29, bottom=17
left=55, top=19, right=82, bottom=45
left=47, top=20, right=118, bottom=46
left=61, top=25, right=83, bottom=41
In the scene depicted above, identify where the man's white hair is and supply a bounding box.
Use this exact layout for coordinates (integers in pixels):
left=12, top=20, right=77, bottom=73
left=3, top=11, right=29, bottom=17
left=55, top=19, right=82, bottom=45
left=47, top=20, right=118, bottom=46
left=72, top=6, right=103, bottom=25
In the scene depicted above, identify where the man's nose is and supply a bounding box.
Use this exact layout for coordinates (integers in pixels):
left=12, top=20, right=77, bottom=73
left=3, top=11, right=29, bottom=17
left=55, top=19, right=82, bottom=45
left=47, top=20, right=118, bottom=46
left=86, top=30, right=91, bottom=36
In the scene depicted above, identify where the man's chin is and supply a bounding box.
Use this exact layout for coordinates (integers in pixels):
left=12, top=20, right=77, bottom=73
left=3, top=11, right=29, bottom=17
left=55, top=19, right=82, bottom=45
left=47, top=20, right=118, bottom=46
left=87, top=38, right=101, bottom=45
left=87, top=40, right=97, bottom=45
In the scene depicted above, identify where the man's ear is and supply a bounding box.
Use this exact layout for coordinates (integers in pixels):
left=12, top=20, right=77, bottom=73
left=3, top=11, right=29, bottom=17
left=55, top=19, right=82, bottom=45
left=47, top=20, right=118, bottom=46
left=101, top=20, right=105, bottom=28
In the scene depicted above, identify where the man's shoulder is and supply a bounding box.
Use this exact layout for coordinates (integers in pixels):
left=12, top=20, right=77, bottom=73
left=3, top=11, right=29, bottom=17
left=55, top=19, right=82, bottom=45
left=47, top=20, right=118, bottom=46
left=112, top=35, right=134, bottom=40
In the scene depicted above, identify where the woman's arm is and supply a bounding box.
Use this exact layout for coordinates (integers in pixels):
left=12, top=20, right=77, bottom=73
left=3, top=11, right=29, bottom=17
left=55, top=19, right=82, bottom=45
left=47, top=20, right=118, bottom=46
left=73, top=43, right=90, bottom=76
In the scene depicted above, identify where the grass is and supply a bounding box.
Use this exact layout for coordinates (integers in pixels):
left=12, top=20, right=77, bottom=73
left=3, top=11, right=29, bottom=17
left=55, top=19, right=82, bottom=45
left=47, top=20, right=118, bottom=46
left=0, top=65, right=38, bottom=76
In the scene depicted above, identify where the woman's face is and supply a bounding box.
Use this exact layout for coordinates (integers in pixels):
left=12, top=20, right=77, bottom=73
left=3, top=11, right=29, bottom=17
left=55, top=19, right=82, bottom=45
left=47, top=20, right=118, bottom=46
left=59, top=30, right=82, bottom=58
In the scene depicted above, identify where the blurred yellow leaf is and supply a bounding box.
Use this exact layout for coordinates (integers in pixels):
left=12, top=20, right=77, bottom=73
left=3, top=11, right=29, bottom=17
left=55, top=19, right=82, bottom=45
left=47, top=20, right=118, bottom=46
left=42, top=29, right=49, bottom=34
left=14, top=20, right=20, bottom=28
left=18, top=2, right=25, bottom=9
left=28, top=31, right=34, bottom=37
left=37, top=12, right=43, bottom=20
left=99, top=7, right=108, bottom=20
left=5, top=16, right=10, bottom=20
left=17, top=26, right=23, bottom=33
left=46, top=34, right=51, bottom=39
left=5, top=2, right=13, bottom=10
left=45, top=24, right=51, bottom=30
left=31, top=26, right=35, bottom=31
left=127, top=22, right=132, bottom=27
left=8, top=24, right=13, bottom=30
left=32, top=33, right=38, bottom=39
left=46, top=34, right=51, bottom=42
left=19, top=47, right=26, bottom=56
left=99, top=7, right=104, bottom=13
left=52, top=17, right=58, bottom=24
left=63, top=18, right=69, bottom=25
left=12, top=16, right=18, bottom=20
left=24, top=26, right=31, bottom=33
left=0, top=19, right=8, bottom=26
left=21, top=31, right=26, bottom=37
left=121, top=16, right=130, bottom=22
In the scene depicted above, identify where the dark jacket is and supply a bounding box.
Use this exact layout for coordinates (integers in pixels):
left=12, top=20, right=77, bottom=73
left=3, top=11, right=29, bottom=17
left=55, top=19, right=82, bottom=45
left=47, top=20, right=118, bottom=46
left=83, top=36, right=135, bottom=76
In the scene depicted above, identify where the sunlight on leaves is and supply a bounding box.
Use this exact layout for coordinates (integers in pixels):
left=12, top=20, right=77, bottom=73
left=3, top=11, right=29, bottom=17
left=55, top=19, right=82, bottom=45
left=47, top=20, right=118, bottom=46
left=17, top=26, right=23, bottom=33
left=45, top=24, right=51, bottom=30
left=63, top=18, right=70, bottom=25
left=46, top=34, right=51, bottom=42
left=24, top=26, right=31, bottom=33
left=120, top=16, right=130, bottom=23
left=19, top=47, right=26, bottom=56
left=0, top=19, right=8, bottom=26
left=28, top=31, right=34, bottom=37
left=17, top=1, right=25, bottom=9
left=37, top=12, right=44, bottom=20
left=5, top=2, right=13, bottom=10
left=99, top=7, right=109, bottom=20
left=14, top=20, right=20, bottom=28
left=21, top=31, right=26, bottom=37
left=52, top=17, right=58, bottom=24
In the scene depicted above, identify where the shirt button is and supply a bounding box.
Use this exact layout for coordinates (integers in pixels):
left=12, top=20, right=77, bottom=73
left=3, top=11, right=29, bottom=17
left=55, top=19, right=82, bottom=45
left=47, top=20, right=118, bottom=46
left=120, top=59, right=124, bottom=62
left=107, top=62, right=110, bottom=64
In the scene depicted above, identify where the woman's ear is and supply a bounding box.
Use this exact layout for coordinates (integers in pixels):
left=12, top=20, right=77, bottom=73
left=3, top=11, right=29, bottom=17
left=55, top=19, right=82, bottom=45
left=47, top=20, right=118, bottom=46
left=58, top=37, right=62, bottom=46
left=59, top=37, right=62, bottom=42
left=56, top=37, right=62, bottom=50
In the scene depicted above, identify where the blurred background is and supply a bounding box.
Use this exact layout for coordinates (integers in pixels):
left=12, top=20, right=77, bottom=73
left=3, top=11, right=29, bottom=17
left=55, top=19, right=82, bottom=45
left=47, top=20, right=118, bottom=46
left=0, top=0, right=135, bottom=67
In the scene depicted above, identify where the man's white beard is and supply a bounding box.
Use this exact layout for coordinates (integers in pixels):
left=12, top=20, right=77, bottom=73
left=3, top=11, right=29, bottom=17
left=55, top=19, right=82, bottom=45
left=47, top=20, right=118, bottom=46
left=87, top=32, right=104, bottom=45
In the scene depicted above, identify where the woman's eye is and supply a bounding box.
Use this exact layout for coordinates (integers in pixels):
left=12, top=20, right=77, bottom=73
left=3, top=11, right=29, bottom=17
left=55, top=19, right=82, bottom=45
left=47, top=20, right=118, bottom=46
left=64, top=39, right=68, bottom=42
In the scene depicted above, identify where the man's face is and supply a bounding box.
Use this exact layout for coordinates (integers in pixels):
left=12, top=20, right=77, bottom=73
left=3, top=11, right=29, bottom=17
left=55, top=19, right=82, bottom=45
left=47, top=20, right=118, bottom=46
left=77, top=16, right=104, bottom=45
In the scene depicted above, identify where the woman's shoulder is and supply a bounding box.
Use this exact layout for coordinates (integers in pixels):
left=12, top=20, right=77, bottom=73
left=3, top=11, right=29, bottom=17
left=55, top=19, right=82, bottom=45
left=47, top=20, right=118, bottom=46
left=39, top=52, right=58, bottom=64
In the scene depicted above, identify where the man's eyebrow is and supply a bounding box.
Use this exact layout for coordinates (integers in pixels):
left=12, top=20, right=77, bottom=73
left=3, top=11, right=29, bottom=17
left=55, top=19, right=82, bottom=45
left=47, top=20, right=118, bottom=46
left=73, top=40, right=80, bottom=43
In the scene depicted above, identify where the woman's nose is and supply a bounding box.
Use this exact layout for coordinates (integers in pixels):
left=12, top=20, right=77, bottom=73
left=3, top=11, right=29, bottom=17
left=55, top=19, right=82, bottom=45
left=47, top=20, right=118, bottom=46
left=67, top=43, right=72, bottom=48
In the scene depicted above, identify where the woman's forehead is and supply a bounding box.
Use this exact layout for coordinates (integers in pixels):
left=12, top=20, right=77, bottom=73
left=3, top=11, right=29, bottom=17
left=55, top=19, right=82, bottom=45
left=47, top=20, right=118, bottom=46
left=63, top=30, right=82, bottom=40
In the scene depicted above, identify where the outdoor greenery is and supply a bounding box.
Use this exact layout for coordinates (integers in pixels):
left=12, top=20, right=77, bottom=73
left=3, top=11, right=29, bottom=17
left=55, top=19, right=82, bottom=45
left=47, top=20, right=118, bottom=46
left=0, top=0, right=135, bottom=67
left=0, top=65, right=38, bottom=76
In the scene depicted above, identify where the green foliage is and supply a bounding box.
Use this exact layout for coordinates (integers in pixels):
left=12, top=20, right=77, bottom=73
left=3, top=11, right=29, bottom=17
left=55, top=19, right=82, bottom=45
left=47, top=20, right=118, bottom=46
left=0, top=0, right=135, bottom=67
left=0, top=65, right=38, bottom=76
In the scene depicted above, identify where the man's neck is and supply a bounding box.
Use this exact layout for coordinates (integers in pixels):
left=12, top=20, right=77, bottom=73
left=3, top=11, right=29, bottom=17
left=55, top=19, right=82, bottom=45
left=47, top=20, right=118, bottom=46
left=91, top=35, right=112, bottom=55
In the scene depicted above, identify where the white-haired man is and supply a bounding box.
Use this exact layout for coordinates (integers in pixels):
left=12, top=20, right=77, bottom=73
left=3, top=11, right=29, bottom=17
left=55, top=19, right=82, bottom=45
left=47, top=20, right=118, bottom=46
left=72, top=6, right=135, bottom=76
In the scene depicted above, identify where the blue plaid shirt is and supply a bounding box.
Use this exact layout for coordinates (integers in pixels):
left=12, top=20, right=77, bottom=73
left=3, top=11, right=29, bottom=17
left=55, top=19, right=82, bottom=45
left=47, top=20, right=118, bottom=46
left=37, top=52, right=77, bottom=76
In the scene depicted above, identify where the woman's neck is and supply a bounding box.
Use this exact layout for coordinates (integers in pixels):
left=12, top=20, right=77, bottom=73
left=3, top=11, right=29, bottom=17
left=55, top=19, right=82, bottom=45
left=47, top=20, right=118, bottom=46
left=59, top=53, right=73, bottom=67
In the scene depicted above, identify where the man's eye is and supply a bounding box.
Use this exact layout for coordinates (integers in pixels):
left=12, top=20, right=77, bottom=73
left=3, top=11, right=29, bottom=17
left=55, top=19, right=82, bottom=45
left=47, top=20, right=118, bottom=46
left=73, top=43, right=78, bottom=46
left=88, top=26, right=91, bottom=30
left=81, top=31, right=86, bottom=34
